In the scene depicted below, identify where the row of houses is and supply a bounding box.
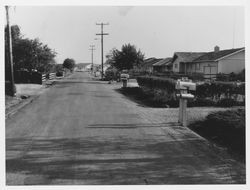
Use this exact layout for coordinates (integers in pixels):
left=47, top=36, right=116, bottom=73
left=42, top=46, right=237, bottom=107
left=140, top=46, right=245, bottom=79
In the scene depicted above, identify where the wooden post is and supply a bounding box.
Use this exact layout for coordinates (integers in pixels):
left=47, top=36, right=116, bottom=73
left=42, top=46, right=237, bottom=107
left=182, top=99, right=187, bottom=127
left=179, top=98, right=183, bottom=123
left=5, top=6, right=16, bottom=96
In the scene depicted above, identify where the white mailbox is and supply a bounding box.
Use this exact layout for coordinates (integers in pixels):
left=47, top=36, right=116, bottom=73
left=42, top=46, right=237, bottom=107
left=176, top=93, right=194, bottom=99
left=175, top=78, right=196, bottom=127
left=120, top=73, right=129, bottom=88
left=176, top=80, right=196, bottom=91
left=120, top=73, right=129, bottom=81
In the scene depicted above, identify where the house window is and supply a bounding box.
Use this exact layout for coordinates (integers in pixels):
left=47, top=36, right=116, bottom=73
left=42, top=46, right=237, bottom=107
left=196, top=63, right=200, bottom=70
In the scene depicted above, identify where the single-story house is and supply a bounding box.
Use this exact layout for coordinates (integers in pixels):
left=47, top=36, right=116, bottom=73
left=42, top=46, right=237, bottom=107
left=140, top=57, right=163, bottom=73
left=153, top=57, right=172, bottom=73
left=183, top=46, right=245, bottom=79
left=171, top=52, right=206, bottom=73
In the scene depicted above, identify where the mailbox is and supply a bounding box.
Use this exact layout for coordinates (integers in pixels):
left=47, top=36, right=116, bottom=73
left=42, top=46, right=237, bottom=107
left=176, top=80, right=196, bottom=91
left=176, top=93, right=194, bottom=99
left=175, top=78, right=196, bottom=127
left=120, top=73, right=129, bottom=88
left=120, top=73, right=129, bottom=81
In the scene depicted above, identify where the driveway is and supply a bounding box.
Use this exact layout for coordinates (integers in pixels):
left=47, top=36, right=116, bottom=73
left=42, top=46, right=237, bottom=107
left=6, top=72, right=245, bottom=185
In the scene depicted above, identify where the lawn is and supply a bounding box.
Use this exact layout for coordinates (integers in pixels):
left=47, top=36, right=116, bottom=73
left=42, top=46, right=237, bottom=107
left=5, top=84, right=47, bottom=112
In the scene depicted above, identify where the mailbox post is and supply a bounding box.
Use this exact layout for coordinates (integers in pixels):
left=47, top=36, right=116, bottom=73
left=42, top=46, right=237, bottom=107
left=175, top=78, right=196, bottom=127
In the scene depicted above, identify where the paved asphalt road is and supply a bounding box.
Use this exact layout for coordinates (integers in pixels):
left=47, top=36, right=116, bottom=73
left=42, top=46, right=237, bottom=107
left=6, top=72, right=245, bottom=185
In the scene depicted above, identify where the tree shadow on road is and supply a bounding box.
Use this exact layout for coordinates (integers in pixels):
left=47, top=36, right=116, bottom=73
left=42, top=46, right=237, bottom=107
left=6, top=134, right=245, bottom=185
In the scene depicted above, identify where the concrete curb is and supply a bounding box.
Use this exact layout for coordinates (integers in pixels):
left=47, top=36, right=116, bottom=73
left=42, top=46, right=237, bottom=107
left=5, top=95, right=39, bottom=119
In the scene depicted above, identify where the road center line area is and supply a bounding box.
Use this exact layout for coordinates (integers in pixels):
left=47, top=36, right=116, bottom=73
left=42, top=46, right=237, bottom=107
left=6, top=72, right=245, bottom=185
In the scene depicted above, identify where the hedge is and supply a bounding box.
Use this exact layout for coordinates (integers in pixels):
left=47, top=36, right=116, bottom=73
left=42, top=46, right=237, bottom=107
left=14, top=70, right=43, bottom=84
left=137, top=76, right=176, bottom=92
left=137, top=76, right=245, bottom=98
left=195, top=81, right=245, bottom=99
left=136, top=76, right=245, bottom=107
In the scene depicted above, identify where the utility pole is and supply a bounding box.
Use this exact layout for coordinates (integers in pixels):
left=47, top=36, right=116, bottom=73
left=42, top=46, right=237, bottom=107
left=96, top=23, right=109, bottom=79
left=89, top=45, right=95, bottom=74
left=5, top=6, right=16, bottom=96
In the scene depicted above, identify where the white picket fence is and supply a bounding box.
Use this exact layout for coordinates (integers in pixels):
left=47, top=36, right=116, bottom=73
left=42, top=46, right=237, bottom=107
left=49, top=73, right=56, bottom=80
left=42, top=74, right=46, bottom=84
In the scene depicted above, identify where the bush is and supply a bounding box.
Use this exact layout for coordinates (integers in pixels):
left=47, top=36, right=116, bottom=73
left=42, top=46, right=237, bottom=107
left=105, top=67, right=118, bottom=81
left=14, top=70, right=42, bottom=84
left=216, top=98, right=237, bottom=107
left=5, top=81, right=16, bottom=96
left=216, top=70, right=245, bottom=82
left=165, top=99, right=179, bottom=107
left=195, top=81, right=245, bottom=99
left=188, top=109, right=245, bottom=159
left=188, top=98, right=216, bottom=107
left=206, top=109, right=245, bottom=130
left=56, top=71, right=63, bottom=77
left=137, top=76, right=176, bottom=92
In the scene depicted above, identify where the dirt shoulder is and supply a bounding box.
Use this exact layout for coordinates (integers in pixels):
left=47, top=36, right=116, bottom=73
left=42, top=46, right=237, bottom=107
left=5, top=84, right=49, bottom=118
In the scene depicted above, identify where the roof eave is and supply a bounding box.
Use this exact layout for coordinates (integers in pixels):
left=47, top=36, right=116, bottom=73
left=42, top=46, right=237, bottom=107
left=215, top=48, right=245, bottom=61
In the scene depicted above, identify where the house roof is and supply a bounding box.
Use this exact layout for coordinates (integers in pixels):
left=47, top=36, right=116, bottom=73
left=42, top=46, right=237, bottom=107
left=170, top=52, right=206, bottom=66
left=142, top=57, right=163, bottom=67
left=193, top=47, right=245, bottom=62
left=153, top=57, right=172, bottom=66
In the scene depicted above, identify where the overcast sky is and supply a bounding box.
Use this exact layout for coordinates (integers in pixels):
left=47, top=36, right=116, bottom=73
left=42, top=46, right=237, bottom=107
left=9, top=6, right=244, bottom=64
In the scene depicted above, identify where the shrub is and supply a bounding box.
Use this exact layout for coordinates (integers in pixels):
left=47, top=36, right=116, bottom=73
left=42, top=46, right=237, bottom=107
left=14, top=70, right=42, bottom=84
left=5, top=81, right=16, bottom=96
left=56, top=71, right=63, bottom=77
left=188, top=109, right=245, bottom=159
left=216, top=69, right=245, bottom=82
left=216, top=98, right=237, bottom=107
left=105, top=67, right=118, bottom=81
left=188, top=98, right=216, bottom=107
left=195, top=81, right=245, bottom=99
left=166, top=99, right=179, bottom=107
left=137, top=76, right=176, bottom=92
left=206, top=109, right=245, bottom=130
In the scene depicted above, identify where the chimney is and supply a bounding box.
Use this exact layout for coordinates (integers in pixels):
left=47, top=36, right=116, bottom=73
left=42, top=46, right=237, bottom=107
left=214, top=46, right=220, bottom=52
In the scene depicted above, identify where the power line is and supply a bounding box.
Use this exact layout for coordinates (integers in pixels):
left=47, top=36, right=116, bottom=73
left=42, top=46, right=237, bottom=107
left=96, top=22, right=109, bottom=79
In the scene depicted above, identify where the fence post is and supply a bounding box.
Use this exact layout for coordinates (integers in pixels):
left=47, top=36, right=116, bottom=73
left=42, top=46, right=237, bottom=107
left=42, top=74, right=46, bottom=85
left=49, top=73, right=56, bottom=80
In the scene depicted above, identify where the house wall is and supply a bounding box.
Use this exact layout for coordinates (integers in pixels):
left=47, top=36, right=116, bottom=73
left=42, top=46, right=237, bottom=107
left=218, top=50, right=245, bottom=74
left=172, top=59, right=180, bottom=72
left=185, top=61, right=218, bottom=80
left=183, top=61, right=217, bottom=74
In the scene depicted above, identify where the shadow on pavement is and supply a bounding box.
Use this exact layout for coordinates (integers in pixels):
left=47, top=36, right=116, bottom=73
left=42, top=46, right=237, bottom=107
left=6, top=134, right=245, bottom=185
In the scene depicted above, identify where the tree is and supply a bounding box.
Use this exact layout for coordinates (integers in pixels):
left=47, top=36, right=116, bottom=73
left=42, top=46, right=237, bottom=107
left=106, top=44, right=144, bottom=71
left=63, top=58, right=75, bottom=71
left=5, top=25, right=57, bottom=74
